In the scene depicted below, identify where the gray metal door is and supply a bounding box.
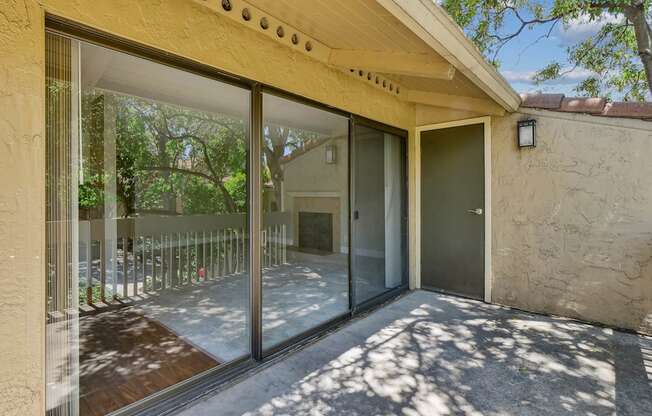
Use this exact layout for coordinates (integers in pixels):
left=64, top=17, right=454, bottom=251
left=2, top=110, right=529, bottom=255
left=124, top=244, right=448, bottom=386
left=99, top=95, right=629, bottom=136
left=420, top=124, right=484, bottom=300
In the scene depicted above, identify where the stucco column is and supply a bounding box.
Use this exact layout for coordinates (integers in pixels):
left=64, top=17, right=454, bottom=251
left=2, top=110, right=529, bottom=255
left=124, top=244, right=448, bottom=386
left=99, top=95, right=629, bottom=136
left=0, top=1, right=46, bottom=415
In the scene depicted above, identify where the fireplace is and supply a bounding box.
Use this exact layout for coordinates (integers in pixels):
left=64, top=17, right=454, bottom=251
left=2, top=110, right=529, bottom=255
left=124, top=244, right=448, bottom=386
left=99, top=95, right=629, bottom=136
left=298, top=212, right=333, bottom=253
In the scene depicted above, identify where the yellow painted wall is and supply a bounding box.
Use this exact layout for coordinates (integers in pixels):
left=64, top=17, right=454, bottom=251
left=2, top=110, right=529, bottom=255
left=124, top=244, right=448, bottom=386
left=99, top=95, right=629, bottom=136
left=0, top=1, right=416, bottom=414
left=416, top=104, right=485, bottom=126
left=43, top=0, right=415, bottom=129
left=0, top=1, right=46, bottom=415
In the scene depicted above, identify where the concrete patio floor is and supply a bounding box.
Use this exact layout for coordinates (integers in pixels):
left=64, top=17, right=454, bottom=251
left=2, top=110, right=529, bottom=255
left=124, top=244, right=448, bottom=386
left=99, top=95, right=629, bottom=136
left=133, top=250, right=350, bottom=361
left=177, top=290, right=652, bottom=416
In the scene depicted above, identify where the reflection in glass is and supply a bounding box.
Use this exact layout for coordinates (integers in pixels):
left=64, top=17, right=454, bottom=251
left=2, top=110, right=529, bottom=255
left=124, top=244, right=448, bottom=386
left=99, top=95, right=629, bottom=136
left=353, top=125, right=407, bottom=305
left=46, top=33, right=250, bottom=415
left=261, top=94, right=350, bottom=348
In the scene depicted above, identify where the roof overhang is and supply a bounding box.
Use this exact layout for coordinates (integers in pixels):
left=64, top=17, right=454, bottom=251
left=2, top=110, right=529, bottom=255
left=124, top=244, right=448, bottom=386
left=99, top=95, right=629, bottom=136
left=376, top=0, right=521, bottom=112
left=195, top=0, right=521, bottom=115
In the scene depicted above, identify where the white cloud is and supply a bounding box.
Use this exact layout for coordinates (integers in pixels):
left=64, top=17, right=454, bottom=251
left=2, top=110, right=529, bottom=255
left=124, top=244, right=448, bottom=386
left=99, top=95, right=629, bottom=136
left=502, top=70, right=537, bottom=83
left=557, top=13, right=623, bottom=45
left=502, top=67, right=595, bottom=85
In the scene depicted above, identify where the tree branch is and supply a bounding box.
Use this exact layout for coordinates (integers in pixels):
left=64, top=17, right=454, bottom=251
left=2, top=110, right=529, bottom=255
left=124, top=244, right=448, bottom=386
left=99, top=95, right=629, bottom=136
left=623, top=2, right=652, bottom=98
left=141, top=166, right=215, bottom=182
left=488, top=2, right=563, bottom=62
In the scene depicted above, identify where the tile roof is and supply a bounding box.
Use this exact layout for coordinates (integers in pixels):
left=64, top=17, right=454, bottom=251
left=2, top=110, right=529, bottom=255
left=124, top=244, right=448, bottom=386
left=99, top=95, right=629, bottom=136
left=520, top=93, right=652, bottom=121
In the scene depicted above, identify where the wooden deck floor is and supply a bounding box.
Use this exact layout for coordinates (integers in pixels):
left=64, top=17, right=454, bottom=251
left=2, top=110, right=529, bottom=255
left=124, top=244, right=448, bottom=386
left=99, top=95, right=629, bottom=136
left=79, top=307, right=218, bottom=416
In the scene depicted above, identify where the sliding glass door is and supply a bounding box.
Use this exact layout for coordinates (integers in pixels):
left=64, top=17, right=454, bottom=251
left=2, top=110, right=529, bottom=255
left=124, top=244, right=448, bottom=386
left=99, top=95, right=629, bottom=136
left=261, top=92, right=350, bottom=350
left=352, top=121, right=408, bottom=306
left=46, top=32, right=251, bottom=416
left=45, top=28, right=408, bottom=416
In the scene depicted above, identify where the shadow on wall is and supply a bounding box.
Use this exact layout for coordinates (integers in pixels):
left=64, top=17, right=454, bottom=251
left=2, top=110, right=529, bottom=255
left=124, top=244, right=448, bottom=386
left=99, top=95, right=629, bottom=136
left=192, top=292, right=652, bottom=416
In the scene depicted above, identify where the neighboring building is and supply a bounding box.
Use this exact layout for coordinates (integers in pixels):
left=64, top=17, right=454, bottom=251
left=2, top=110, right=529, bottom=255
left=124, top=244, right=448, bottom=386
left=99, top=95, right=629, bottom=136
left=0, top=1, right=650, bottom=416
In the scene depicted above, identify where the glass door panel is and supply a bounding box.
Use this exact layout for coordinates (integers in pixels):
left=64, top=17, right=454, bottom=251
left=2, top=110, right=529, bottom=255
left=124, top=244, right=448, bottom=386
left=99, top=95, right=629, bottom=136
left=45, top=32, right=251, bottom=416
left=261, top=93, right=350, bottom=349
left=352, top=123, right=407, bottom=306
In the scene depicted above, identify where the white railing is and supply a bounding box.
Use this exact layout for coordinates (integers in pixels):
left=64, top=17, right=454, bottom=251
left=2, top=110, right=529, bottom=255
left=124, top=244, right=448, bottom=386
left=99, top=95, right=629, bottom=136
left=73, top=212, right=289, bottom=307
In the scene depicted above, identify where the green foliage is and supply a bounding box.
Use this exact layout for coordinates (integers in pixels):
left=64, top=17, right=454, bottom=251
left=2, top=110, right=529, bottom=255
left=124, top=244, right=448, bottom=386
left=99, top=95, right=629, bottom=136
left=78, top=175, right=104, bottom=209
left=224, top=172, right=248, bottom=212
left=532, top=62, right=562, bottom=83
left=79, top=89, right=321, bottom=219
left=79, top=284, right=113, bottom=305
left=441, top=0, right=652, bottom=100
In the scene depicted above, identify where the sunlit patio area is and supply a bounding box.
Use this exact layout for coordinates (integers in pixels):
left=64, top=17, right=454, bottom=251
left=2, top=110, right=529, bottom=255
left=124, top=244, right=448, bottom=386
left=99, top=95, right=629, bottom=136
left=178, top=290, right=652, bottom=416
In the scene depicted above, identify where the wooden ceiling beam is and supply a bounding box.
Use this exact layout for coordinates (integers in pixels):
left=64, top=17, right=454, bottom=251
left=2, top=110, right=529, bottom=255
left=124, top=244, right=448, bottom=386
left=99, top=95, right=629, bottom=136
left=375, top=0, right=521, bottom=111
left=329, top=49, right=455, bottom=80
left=403, top=90, right=505, bottom=116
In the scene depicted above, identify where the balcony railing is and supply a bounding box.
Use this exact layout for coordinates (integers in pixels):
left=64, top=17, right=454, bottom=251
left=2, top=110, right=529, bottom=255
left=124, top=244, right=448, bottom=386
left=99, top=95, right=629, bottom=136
left=46, top=212, right=289, bottom=315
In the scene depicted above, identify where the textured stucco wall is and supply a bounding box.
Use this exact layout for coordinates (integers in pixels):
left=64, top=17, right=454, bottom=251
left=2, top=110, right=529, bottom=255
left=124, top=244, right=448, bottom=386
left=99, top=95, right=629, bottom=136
left=0, top=1, right=416, bottom=414
left=0, top=1, right=45, bottom=415
left=492, top=110, right=652, bottom=334
left=416, top=104, right=486, bottom=126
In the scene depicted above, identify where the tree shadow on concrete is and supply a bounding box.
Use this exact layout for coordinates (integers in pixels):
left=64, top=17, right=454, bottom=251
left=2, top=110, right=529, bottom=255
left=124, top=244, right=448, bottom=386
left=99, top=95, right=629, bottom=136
left=181, top=290, right=652, bottom=416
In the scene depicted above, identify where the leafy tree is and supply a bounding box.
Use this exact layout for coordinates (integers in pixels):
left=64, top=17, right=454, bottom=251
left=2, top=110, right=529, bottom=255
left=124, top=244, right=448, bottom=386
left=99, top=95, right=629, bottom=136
left=80, top=91, right=250, bottom=217
left=80, top=89, right=325, bottom=219
left=122, top=97, right=249, bottom=215
left=442, top=0, right=652, bottom=101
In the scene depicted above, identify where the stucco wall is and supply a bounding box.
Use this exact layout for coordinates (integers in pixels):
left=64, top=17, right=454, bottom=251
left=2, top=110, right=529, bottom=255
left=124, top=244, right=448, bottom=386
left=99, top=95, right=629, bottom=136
left=0, top=1, right=45, bottom=415
left=491, top=110, right=652, bottom=335
left=0, top=1, right=416, bottom=414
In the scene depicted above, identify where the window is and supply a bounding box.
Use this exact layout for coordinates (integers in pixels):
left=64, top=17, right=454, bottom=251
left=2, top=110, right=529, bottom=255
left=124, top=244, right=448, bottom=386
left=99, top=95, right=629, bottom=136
left=261, top=93, right=350, bottom=349
left=352, top=123, right=408, bottom=305
left=46, top=32, right=250, bottom=415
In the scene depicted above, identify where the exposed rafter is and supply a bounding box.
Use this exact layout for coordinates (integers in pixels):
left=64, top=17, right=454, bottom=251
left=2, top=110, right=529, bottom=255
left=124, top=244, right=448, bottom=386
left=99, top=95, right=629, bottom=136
left=194, top=0, right=512, bottom=112
left=342, top=68, right=403, bottom=97
left=194, top=0, right=405, bottom=98
left=403, top=90, right=505, bottom=116
left=329, top=50, right=455, bottom=80
left=375, top=0, right=521, bottom=111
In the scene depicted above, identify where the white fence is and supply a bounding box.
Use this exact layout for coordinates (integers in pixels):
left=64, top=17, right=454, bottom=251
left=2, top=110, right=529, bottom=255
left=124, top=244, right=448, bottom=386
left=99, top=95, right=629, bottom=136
left=74, top=212, right=289, bottom=306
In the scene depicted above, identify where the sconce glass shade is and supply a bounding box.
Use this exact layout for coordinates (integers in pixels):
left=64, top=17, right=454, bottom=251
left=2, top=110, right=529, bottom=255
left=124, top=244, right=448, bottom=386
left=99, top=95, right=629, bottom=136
left=325, top=144, right=337, bottom=164
left=517, top=119, right=536, bottom=148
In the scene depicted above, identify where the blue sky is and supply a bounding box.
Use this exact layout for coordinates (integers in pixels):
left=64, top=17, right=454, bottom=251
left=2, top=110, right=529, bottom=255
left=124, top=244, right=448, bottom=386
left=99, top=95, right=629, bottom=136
left=490, top=10, right=620, bottom=96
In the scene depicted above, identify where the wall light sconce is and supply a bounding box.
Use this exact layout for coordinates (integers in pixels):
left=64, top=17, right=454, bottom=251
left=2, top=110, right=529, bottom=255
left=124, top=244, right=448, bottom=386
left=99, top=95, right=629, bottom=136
left=325, top=144, right=337, bottom=164
left=517, top=119, right=536, bottom=148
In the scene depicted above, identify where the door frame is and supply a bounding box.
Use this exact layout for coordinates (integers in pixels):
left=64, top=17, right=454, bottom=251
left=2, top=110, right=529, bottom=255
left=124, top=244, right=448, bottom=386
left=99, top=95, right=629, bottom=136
left=415, top=116, right=492, bottom=303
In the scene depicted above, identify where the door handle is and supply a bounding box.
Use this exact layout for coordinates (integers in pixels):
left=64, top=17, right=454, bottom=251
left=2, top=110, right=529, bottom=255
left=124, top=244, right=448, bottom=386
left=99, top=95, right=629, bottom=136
left=467, top=208, right=483, bottom=215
